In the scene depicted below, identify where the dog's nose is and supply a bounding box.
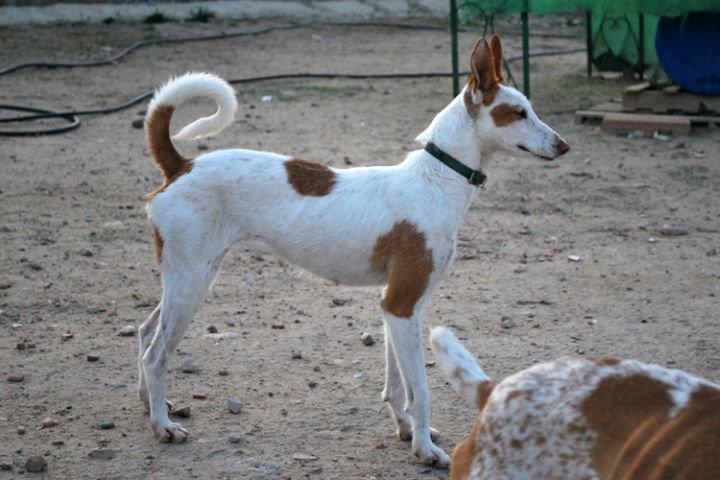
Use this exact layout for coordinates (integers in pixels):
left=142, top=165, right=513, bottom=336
left=556, top=138, right=570, bottom=156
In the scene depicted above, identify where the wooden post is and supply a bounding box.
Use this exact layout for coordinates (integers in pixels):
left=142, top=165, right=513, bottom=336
left=521, top=0, right=530, bottom=98
left=450, top=0, right=460, bottom=97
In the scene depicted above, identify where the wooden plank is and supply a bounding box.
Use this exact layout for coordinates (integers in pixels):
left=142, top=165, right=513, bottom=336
left=601, top=112, right=691, bottom=135
left=623, top=89, right=720, bottom=114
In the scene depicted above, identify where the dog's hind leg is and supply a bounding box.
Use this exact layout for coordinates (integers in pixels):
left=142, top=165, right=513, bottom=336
left=138, top=305, right=160, bottom=412
left=142, top=254, right=224, bottom=443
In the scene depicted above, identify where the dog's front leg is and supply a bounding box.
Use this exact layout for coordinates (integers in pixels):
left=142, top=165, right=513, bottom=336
left=383, top=306, right=450, bottom=467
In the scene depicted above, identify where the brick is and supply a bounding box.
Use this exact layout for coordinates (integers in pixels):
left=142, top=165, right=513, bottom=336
left=602, top=113, right=691, bottom=135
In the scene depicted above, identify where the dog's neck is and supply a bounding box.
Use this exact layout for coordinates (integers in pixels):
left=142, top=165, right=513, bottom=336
left=413, top=90, right=491, bottom=208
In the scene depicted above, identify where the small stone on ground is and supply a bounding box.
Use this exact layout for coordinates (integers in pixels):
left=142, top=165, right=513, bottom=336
left=25, top=456, right=47, bottom=473
left=227, top=398, right=242, bottom=414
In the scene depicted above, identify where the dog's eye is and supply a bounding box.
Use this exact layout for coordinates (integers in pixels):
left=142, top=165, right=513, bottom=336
left=517, top=109, right=527, bottom=119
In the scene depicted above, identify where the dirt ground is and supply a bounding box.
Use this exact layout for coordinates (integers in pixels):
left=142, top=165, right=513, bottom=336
left=1, top=16, right=719, bottom=480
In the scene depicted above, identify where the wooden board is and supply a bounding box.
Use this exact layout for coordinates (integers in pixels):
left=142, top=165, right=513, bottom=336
left=601, top=112, right=691, bottom=135
left=623, top=84, right=720, bottom=114
left=576, top=106, right=720, bottom=129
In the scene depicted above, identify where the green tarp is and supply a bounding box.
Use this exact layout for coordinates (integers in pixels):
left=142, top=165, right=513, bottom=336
left=460, top=0, right=720, bottom=17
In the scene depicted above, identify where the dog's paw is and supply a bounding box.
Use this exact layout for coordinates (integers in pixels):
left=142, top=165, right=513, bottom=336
left=413, top=443, right=450, bottom=468
left=152, top=420, right=189, bottom=444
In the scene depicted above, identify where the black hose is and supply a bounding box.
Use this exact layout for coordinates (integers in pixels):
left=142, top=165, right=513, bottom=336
left=0, top=18, right=584, bottom=136
left=0, top=21, right=578, bottom=78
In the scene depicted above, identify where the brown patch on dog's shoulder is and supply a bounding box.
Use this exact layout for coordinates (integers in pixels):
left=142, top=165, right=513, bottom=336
left=490, top=103, right=522, bottom=127
left=371, top=221, right=434, bottom=318
left=150, top=221, right=163, bottom=264
left=285, top=158, right=336, bottom=196
left=450, top=421, right=482, bottom=480
left=145, top=105, right=193, bottom=201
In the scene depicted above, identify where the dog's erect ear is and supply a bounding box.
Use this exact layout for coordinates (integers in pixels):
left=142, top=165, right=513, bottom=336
left=468, top=38, right=501, bottom=106
left=490, top=34, right=504, bottom=83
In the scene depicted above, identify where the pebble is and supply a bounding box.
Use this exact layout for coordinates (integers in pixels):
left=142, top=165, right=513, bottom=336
left=181, top=359, right=197, bottom=374
left=228, top=432, right=241, bottom=444
left=360, top=333, right=375, bottom=346
left=567, top=255, right=582, bottom=262
left=500, top=316, right=517, bottom=329
left=99, top=421, right=115, bottom=430
left=131, top=118, right=144, bottom=129
left=88, top=448, right=118, bottom=460
left=227, top=398, right=242, bottom=414
left=192, top=391, right=207, bottom=400
left=118, top=325, right=136, bottom=337
left=86, top=354, right=100, bottom=362
left=17, top=426, right=26, bottom=435
left=61, top=333, right=74, bottom=341
left=292, top=453, right=318, bottom=461
left=7, top=373, right=24, bottom=383
left=308, top=381, right=318, bottom=389
left=197, top=143, right=209, bottom=151
left=0, top=461, right=11, bottom=471
left=218, top=369, right=229, bottom=376
left=206, top=325, right=218, bottom=333
left=655, top=224, right=689, bottom=237
left=173, top=406, right=191, bottom=418
left=24, top=456, right=47, bottom=473
left=331, top=298, right=349, bottom=306
left=41, top=418, right=58, bottom=428
left=271, top=323, right=285, bottom=330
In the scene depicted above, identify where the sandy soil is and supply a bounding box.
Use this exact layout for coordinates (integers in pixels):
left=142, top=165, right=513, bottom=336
left=1, top=17, right=719, bottom=480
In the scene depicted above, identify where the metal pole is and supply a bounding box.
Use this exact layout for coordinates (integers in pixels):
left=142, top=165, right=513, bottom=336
left=638, top=13, right=645, bottom=81
left=450, top=0, right=460, bottom=97
left=586, top=11, right=593, bottom=78
left=521, top=0, right=530, bottom=98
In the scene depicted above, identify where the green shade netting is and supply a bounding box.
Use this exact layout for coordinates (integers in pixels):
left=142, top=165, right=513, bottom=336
left=460, top=0, right=720, bottom=17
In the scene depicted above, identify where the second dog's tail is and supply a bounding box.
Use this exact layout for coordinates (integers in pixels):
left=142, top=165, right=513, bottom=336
left=430, top=326, right=495, bottom=411
left=145, top=72, right=237, bottom=182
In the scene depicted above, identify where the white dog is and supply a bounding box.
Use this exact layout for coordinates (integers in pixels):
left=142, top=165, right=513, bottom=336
left=137, top=34, right=569, bottom=466
left=430, top=326, right=720, bottom=479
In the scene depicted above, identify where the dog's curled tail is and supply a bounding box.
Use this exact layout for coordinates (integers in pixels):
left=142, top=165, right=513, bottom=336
left=145, top=72, right=237, bottom=181
left=430, top=326, right=495, bottom=411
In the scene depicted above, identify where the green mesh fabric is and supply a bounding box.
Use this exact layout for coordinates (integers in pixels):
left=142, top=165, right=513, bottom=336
left=460, top=0, right=720, bottom=17
left=592, top=12, right=659, bottom=69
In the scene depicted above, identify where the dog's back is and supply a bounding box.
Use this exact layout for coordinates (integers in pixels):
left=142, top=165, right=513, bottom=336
left=430, top=327, right=720, bottom=480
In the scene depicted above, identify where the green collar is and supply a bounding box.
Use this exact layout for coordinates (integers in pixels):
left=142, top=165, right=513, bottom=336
left=424, top=142, right=487, bottom=187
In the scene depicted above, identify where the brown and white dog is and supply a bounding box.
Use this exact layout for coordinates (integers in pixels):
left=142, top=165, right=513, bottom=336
left=137, top=35, right=569, bottom=465
left=430, top=326, right=720, bottom=479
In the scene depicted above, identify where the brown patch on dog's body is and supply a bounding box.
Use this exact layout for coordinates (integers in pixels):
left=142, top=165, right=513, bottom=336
left=582, top=374, right=720, bottom=479
left=285, top=158, right=336, bottom=196
left=476, top=381, right=495, bottom=411
left=145, top=104, right=193, bottom=201
left=150, top=221, right=164, bottom=264
left=490, top=103, right=522, bottom=127
left=371, top=221, right=434, bottom=318
left=450, top=421, right=482, bottom=480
